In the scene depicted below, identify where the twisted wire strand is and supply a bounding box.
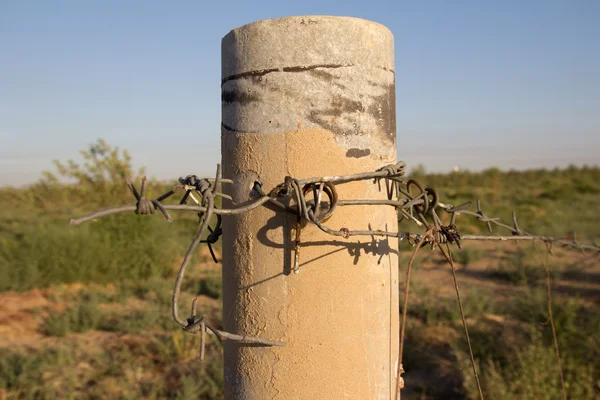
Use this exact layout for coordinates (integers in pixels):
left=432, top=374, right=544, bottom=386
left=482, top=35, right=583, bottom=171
left=70, top=161, right=599, bottom=382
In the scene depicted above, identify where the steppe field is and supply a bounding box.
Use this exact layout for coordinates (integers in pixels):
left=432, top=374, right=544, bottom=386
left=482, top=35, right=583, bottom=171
left=1, top=142, right=599, bottom=399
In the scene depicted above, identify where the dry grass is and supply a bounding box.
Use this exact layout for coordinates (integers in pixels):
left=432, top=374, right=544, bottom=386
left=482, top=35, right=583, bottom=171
left=1, top=141, right=598, bottom=398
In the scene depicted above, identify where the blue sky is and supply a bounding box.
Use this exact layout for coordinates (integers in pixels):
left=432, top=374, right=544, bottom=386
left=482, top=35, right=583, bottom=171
left=1, top=1, right=599, bottom=186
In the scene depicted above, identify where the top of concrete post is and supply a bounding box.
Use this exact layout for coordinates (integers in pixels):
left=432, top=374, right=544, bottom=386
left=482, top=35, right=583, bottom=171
left=221, top=16, right=394, bottom=79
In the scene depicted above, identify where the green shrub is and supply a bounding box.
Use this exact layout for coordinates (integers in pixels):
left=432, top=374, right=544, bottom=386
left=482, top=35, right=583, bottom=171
left=0, top=216, right=186, bottom=291
left=44, top=309, right=71, bottom=337
left=0, top=346, right=76, bottom=399
left=198, top=273, right=222, bottom=299
left=458, top=333, right=596, bottom=400
left=43, top=294, right=104, bottom=336
left=491, top=248, right=546, bottom=285
left=100, top=304, right=173, bottom=334
left=452, top=246, right=485, bottom=268
left=403, top=281, right=459, bottom=324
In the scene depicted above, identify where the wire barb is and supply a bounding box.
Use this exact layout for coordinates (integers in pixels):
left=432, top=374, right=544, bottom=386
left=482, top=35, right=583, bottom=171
left=70, top=160, right=600, bottom=387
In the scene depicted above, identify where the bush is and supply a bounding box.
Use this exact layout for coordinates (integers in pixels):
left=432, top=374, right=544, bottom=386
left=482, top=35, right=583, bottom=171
left=100, top=304, right=173, bottom=334
left=458, top=333, right=596, bottom=400
left=453, top=246, right=485, bottom=268
left=198, top=273, right=222, bottom=299
left=43, top=294, right=104, bottom=336
left=0, top=216, right=186, bottom=291
left=0, top=346, right=76, bottom=399
left=491, top=248, right=545, bottom=285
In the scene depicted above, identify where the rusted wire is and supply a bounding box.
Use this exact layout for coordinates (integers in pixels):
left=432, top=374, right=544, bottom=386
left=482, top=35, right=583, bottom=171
left=534, top=242, right=567, bottom=400
left=70, top=159, right=599, bottom=394
left=71, top=163, right=600, bottom=253
left=187, top=297, right=284, bottom=355
left=397, top=227, right=434, bottom=400
left=437, top=239, right=485, bottom=400
left=171, top=179, right=214, bottom=327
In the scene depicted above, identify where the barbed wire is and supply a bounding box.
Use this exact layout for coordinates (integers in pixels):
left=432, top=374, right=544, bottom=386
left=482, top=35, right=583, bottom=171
left=70, top=160, right=599, bottom=399
left=534, top=241, right=567, bottom=400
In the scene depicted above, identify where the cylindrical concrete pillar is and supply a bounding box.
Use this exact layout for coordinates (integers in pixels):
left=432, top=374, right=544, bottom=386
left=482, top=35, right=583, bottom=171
left=221, top=16, right=399, bottom=399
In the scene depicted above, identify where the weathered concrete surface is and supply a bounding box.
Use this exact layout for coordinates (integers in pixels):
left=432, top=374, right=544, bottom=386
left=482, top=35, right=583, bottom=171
left=221, top=16, right=399, bottom=399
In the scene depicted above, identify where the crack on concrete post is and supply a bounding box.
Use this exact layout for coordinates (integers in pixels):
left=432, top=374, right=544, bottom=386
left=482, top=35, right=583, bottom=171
left=222, top=63, right=395, bottom=88
left=222, top=15, right=398, bottom=399
left=268, top=349, right=282, bottom=399
left=222, top=68, right=280, bottom=85
left=222, top=122, right=261, bottom=134
left=281, top=63, right=350, bottom=73
left=222, top=64, right=355, bottom=85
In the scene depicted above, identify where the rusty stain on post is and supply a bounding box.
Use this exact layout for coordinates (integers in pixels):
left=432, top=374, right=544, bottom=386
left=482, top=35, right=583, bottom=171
left=221, top=16, right=399, bottom=399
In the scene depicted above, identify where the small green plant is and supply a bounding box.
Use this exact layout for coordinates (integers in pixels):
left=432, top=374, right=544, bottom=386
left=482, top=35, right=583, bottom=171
left=491, top=248, right=544, bottom=285
left=173, top=358, right=224, bottom=400
left=404, top=281, right=458, bottom=324
left=126, top=277, right=174, bottom=305
left=43, top=309, right=70, bottom=337
left=198, top=273, right=222, bottom=299
left=43, top=294, right=104, bottom=337
left=462, top=287, right=496, bottom=318
left=0, top=346, right=76, bottom=399
left=102, top=344, right=139, bottom=378
left=457, top=332, right=596, bottom=400
left=509, top=290, right=600, bottom=365
left=453, top=247, right=485, bottom=268
left=100, top=304, right=171, bottom=334
left=174, top=376, right=205, bottom=400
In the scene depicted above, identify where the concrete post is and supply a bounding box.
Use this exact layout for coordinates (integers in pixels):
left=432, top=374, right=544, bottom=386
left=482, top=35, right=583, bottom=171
left=221, top=16, right=399, bottom=399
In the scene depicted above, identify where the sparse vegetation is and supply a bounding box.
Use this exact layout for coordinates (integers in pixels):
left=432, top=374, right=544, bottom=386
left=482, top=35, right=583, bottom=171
left=43, top=294, right=104, bottom=336
left=1, top=140, right=598, bottom=398
left=452, top=246, right=485, bottom=269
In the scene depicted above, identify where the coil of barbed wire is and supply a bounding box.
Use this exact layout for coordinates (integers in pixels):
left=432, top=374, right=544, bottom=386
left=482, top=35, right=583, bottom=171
left=70, top=160, right=600, bottom=357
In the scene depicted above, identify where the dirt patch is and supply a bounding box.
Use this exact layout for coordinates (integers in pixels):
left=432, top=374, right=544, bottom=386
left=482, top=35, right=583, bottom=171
left=0, top=288, right=50, bottom=348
